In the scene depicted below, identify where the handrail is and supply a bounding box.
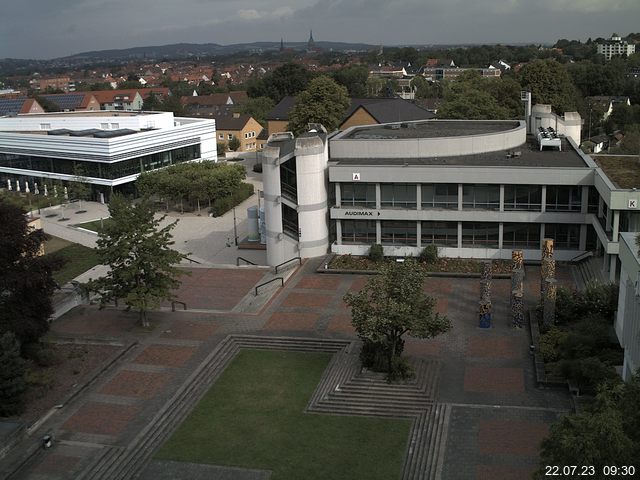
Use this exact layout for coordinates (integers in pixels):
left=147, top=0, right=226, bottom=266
left=274, top=256, right=302, bottom=274
left=185, top=256, right=201, bottom=264
left=236, top=256, right=257, bottom=266
left=569, top=251, right=593, bottom=263
left=255, top=277, right=284, bottom=296
left=171, top=300, right=187, bottom=312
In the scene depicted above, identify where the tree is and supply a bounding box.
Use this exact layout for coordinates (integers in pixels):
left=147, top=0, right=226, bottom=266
left=0, top=200, right=63, bottom=348
left=518, top=59, right=580, bottom=113
left=0, top=332, right=27, bottom=417
left=68, top=164, right=91, bottom=211
left=236, top=96, right=275, bottom=128
left=332, top=65, right=369, bottom=97
left=88, top=195, right=187, bottom=327
left=343, top=259, right=451, bottom=379
left=248, top=63, right=313, bottom=103
left=287, top=75, right=350, bottom=134
left=142, top=92, right=163, bottom=111
left=227, top=135, right=241, bottom=152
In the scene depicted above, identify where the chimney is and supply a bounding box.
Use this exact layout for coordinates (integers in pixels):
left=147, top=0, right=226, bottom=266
left=233, top=112, right=240, bottom=119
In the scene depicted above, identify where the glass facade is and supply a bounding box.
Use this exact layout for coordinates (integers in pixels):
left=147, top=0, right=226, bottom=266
left=421, top=221, right=458, bottom=246
left=381, top=183, right=416, bottom=208
left=462, top=222, right=499, bottom=248
left=381, top=221, right=416, bottom=245
left=462, top=185, right=500, bottom=210
left=545, top=223, right=580, bottom=249
left=504, top=185, right=542, bottom=211
left=279, top=157, right=297, bottom=201
left=546, top=185, right=582, bottom=212
left=0, top=144, right=200, bottom=180
left=422, top=184, right=458, bottom=209
left=282, top=203, right=299, bottom=239
left=341, top=183, right=376, bottom=208
left=341, top=220, right=376, bottom=244
left=502, top=223, right=541, bottom=249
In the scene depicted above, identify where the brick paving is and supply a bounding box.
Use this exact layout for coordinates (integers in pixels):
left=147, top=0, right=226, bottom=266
left=4, top=260, right=577, bottom=480
left=62, top=402, right=140, bottom=437
left=464, top=366, right=525, bottom=393
left=133, top=344, right=197, bottom=368
left=99, top=370, right=172, bottom=399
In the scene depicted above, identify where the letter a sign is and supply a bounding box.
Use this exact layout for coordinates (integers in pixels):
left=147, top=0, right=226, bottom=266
left=352, top=173, right=361, bottom=181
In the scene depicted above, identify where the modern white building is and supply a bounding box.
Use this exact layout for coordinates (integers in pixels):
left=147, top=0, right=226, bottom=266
left=597, top=34, right=636, bottom=61
left=615, top=232, right=640, bottom=380
left=0, top=110, right=217, bottom=199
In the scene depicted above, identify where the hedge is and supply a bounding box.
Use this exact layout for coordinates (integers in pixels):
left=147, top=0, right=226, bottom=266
left=210, top=182, right=254, bottom=217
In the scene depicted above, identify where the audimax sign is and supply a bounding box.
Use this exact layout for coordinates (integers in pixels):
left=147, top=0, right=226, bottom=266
left=344, top=210, right=380, bottom=216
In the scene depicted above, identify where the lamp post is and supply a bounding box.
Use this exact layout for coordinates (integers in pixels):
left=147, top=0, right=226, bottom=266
left=233, top=207, right=238, bottom=246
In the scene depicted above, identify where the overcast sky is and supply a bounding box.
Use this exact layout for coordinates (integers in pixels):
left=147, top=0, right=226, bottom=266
left=1, top=0, right=639, bottom=59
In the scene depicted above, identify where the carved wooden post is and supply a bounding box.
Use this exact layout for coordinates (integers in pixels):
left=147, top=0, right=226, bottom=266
left=541, top=238, right=554, bottom=297
left=511, top=289, right=524, bottom=328
left=543, top=278, right=557, bottom=326
left=479, top=300, right=492, bottom=328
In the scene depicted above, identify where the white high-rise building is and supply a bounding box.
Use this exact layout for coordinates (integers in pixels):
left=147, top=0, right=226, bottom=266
left=597, top=34, right=636, bottom=61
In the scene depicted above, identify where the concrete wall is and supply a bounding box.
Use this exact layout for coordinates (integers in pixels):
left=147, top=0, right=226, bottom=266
left=616, top=232, right=640, bottom=380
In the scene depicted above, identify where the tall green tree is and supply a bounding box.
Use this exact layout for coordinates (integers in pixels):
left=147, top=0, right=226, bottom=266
left=0, top=200, right=62, bottom=348
left=247, top=63, right=313, bottom=103
left=343, top=259, right=451, bottom=378
left=68, top=164, right=91, bottom=210
left=287, top=75, right=350, bottom=134
left=332, top=65, right=369, bottom=97
left=518, top=59, right=580, bottom=113
left=88, top=195, right=187, bottom=327
left=0, top=332, right=27, bottom=417
left=236, top=96, right=275, bottom=127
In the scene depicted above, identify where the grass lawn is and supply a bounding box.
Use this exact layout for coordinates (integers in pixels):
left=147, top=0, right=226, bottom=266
left=156, top=349, right=411, bottom=480
left=593, top=155, right=640, bottom=189
left=73, top=218, right=112, bottom=233
left=44, top=236, right=101, bottom=285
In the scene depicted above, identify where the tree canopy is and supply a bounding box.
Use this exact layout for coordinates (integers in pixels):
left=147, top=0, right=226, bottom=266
left=0, top=200, right=62, bottom=348
left=88, top=195, right=187, bottom=327
left=247, top=63, right=314, bottom=103
left=518, top=59, right=580, bottom=113
left=0, top=332, right=27, bottom=416
left=287, top=75, right=350, bottom=134
left=343, top=259, right=451, bottom=378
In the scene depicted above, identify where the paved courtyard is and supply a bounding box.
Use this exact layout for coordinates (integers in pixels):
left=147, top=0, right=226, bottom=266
left=2, top=260, right=573, bottom=480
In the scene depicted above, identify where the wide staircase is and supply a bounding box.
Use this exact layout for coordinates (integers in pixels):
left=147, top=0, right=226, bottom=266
left=76, top=335, right=448, bottom=480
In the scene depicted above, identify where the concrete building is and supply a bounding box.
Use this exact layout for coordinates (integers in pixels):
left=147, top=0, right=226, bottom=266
left=597, top=34, right=636, bottom=61
left=615, top=232, right=640, bottom=380
left=262, top=106, right=640, bottom=285
left=0, top=110, right=216, bottom=199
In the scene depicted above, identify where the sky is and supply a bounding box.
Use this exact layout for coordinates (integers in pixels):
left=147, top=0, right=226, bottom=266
left=1, top=0, right=639, bottom=59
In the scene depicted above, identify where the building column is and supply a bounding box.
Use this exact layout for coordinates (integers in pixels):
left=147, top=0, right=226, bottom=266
left=609, top=255, right=617, bottom=282
left=376, top=220, right=381, bottom=244
left=539, top=223, right=546, bottom=251
left=579, top=224, right=587, bottom=251
left=416, top=221, right=422, bottom=248
left=612, top=210, right=620, bottom=241
left=581, top=185, right=589, bottom=214
left=336, top=220, right=342, bottom=245
left=457, top=222, right=463, bottom=249
left=416, top=184, right=422, bottom=211
left=498, top=223, right=504, bottom=250
left=499, top=185, right=505, bottom=212
left=458, top=184, right=463, bottom=211
left=335, top=183, right=341, bottom=208
left=541, top=185, right=547, bottom=213
left=375, top=183, right=381, bottom=210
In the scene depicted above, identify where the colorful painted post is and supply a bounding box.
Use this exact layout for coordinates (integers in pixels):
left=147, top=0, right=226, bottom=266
left=479, top=300, right=492, bottom=328
left=511, top=289, right=524, bottom=328
left=543, top=278, right=557, bottom=326
left=541, top=238, right=554, bottom=297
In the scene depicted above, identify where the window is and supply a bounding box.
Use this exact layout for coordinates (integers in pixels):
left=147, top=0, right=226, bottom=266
left=280, top=157, right=297, bottom=201
left=342, top=220, right=376, bottom=244
left=110, top=123, right=119, bottom=129
left=244, top=132, right=249, bottom=139
left=381, top=183, right=416, bottom=208
left=381, top=221, right=416, bottom=245
left=421, top=221, right=458, bottom=246
left=422, top=184, right=458, bottom=209
left=462, top=222, right=499, bottom=248
left=218, top=134, right=223, bottom=140
left=546, top=186, right=581, bottom=212
left=588, top=186, right=599, bottom=214
left=282, top=204, right=298, bottom=239
left=504, top=185, right=542, bottom=211
left=462, top=185, right=499, bottom=210
left=545, top=223, right=580, bottom=249
left=502, top=223, right=540, bottom=249
left=101, top=123, right=109, bottom=129
left=228, top=134, right=233, bottom=140
left=341, top=183, right=376, bottom=208
left=40, top=123, right=51, bottom=130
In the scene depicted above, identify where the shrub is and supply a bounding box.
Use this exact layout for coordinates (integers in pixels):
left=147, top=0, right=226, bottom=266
left=217, top=141, right=227, bottom=154
left=23, top=342, right=60, bottom=367
left=387, top=355, right=415, bottom=382
left=228, top=136, right=241, bottom=152
left=555, top=283, right=618, bottom=325
left=539, top=326, right=569, bottom=362
left=419, top=244, right=438, bottom=264
left=560, top=357, right=619, bottom=394
left=210, top=182, right=254, bottom=217
left=369, top=243, right=384, bottom=262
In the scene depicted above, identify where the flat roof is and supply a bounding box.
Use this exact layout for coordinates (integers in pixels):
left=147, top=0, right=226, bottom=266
left=342, top=120, right=521, bottom=140
left=593, top=155, right=640, bottom=189
left=5, top=110, right=161, bottom=118
left=331, top=137, right=588, bottom=168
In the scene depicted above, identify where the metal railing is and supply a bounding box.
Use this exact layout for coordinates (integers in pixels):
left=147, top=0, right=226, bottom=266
left=255, top=277, right=284, bottom=296
left=569, top=251, right=594, bottom=263
left=236, top=256, right=257, bottom=266
left=171, top=300, right=187, bottom=312
left=274, top=256, right=302, bottom=274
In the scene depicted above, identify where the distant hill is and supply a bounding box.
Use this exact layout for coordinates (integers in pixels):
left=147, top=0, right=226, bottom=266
left=61, top=41, right=379, bottom=61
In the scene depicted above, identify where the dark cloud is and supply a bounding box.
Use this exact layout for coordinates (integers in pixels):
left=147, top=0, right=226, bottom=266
left=1, top=0, right=638, bottom=59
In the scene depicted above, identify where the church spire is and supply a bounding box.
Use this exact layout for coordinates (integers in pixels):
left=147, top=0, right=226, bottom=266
left=307, top=29, right=315, bottom=50
left=280, top=37, right=284, bottom=52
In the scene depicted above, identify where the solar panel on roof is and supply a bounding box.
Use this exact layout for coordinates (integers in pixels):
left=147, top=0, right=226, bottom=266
left=92, top=129, right=137, bottom=138
left=69, top=129, right=102, bottom=137
left=0, top=99, right=26, bottom=115
left=40, top=94, right=84, bottom=110
left=47, top=129, right=72, bottom=135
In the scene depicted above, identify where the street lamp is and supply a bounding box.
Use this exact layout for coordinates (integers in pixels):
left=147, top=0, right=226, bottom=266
left=232, top=207, right=238, bottom=246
